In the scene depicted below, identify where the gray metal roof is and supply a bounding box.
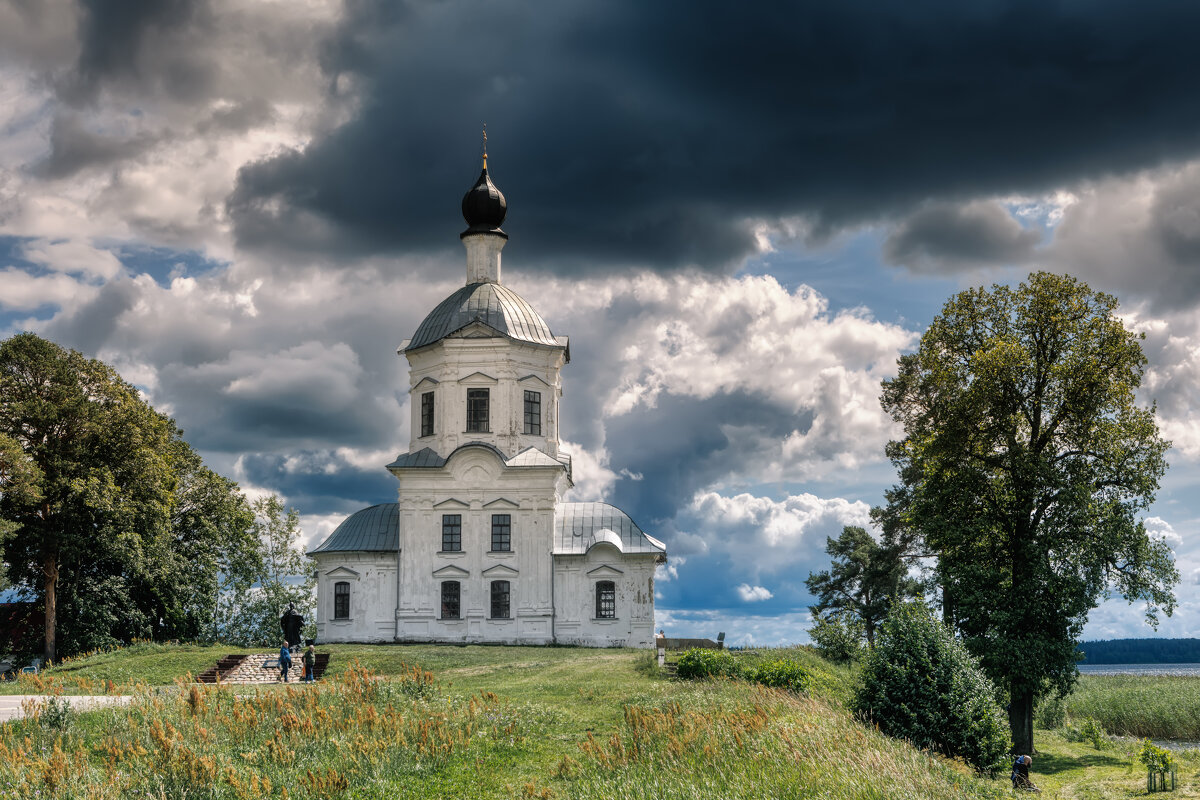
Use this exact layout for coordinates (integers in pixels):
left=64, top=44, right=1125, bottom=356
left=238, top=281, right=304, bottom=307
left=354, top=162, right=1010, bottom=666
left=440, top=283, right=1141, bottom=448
left=407, top=282, right=559, bottom=351
left=386, top=447, right=446, bottom=469
left=554, top=502, right=667, bottom=556
left=308, top=504, right=399, bottom=554
left=506, top=447, right=563, bottom=468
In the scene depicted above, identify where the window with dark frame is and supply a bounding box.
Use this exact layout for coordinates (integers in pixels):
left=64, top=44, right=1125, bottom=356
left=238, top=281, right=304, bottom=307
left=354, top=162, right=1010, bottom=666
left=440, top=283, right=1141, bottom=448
left=596, top=581, right=616, bottom=619
left=441, top=581, right=461, bottom=620
left=491, top=514, right=511, bottom=552
left=441, top=514, right=462, bottom=551
left=466, top=388, right=490, bottom=432
left=523, top=390, right=541, bottom=435
left=490, top=580, right=510, bottom=619
left=334, top=581, right=350, bottom=619
left=420, top=391, right=435, bottom=437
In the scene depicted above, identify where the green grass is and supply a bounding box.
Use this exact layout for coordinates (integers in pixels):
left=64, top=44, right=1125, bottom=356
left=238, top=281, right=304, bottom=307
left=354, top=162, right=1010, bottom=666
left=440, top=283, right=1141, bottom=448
left=8, top=642, right=1199, bottom=799
left=0, top=642, right=261, bottom=694
left=0, top=642, right=1010, bottom=799
left=1065, top=674, right=1200, bottom=740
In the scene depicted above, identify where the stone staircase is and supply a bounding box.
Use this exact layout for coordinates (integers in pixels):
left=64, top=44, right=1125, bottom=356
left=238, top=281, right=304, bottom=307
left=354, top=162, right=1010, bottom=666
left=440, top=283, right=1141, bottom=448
left=197, top=652, right=333, bottom=685
left=196, top=654, right=247, bottom=684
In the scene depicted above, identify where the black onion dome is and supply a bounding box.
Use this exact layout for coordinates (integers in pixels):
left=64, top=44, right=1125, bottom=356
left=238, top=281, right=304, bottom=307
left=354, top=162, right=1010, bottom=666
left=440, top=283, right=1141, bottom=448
left=460, top=167, right=507, bottom=239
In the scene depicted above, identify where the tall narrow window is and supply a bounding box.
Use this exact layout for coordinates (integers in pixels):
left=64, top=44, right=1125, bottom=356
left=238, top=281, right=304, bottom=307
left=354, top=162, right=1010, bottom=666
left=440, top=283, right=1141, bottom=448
left=441, top=581, right=461, bottom=620
left=467, top=388, right=490, bottom=432
left=441, top=514, right=462, bottom=552
left=596, top=581, right=616, bottom=619
left=523, top=390, right=541, bottom=435
left=490, top=580, right=510, bottom=619
left=491, top=514, right=511, bottom=552
left=420, top=391, right=435, bottom=437
left=334, top=581, right=350, bottom=619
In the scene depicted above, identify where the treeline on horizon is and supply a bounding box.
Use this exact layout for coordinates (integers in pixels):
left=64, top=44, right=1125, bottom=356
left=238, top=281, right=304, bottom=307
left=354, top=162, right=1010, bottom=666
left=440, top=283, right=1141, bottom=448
left=1078, top=638, right=1200, bottom=664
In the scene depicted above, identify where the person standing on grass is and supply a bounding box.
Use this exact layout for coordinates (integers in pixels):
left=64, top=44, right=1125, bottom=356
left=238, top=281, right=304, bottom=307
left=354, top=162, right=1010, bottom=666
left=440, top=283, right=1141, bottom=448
left=303, top=643, right=316, bottom=683
left=279, top=641, right=293, bottom=683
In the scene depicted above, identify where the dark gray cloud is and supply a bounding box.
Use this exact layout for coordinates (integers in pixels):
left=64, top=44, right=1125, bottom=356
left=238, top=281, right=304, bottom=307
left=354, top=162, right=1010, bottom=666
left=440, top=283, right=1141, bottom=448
left=601, top=392, right=811, bottom=525
left=883, top=201, right=1042, bottom=273
left=34, top=113, right=163, bottom=179
left=65, top=0, right=212, bottom=103
left=228, top=0, right=1200, bottom=274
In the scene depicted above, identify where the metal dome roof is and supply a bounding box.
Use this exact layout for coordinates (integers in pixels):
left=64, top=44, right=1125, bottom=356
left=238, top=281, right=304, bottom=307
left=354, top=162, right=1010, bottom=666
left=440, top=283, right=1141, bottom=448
left=308, top=503, right=399, bottom=554
left=460, top=166, right=507, bottom=238
left=406, top=282, right=559, bottom=351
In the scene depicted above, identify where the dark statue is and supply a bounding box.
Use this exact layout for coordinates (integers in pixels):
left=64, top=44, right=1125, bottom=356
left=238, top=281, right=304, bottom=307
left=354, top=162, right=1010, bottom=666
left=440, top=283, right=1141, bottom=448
left=280, top=603, right=304, bottom=649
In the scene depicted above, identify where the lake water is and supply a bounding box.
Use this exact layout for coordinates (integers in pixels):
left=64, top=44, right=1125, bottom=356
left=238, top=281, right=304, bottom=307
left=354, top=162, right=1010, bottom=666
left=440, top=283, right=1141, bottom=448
left=1077, top=663, right=1200, bottom=677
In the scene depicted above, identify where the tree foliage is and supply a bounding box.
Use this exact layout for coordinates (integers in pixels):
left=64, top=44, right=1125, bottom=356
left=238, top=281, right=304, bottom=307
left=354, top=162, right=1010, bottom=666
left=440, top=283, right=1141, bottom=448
left=807, top=610, right=865, bottom=664
left=0, top=333, right=261, bottom=659
left=852, top=604, right=1010, bottom=774
left=877, top=272, right=1176, bottom=754
left=214, top=496, right=315, bottom=647
left=805, top=525, right=921, bottom=648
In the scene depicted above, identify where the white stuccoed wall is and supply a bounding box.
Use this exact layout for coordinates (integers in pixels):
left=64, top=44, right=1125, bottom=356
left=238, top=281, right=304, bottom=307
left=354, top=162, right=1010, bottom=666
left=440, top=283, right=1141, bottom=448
left=553, top=546, right=658, bottom=647
left=392, top=445, right=565, bottom=644
left=312, top=552, right=398, bottom=643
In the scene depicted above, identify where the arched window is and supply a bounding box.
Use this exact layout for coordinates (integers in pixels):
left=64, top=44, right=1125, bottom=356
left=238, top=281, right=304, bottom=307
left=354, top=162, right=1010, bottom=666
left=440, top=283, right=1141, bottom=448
left=441, top=581, right=461, bottom=620
left=596, top=581, right=616, bottom=619
left=334, top=581, right=350, bottom=619
left=490, top=580, right=510, bottom=619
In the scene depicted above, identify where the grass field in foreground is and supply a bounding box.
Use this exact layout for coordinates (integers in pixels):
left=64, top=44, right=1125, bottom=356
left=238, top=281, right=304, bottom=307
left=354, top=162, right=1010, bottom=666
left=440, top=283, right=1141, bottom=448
left=0, top=643, right=1010, bottom=800
left=4, top=642, right=1200, bottom=798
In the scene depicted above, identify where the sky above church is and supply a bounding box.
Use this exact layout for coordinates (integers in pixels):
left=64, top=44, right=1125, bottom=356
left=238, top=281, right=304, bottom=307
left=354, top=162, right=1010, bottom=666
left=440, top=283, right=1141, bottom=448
left=4, top=0, right=1200, bottom=646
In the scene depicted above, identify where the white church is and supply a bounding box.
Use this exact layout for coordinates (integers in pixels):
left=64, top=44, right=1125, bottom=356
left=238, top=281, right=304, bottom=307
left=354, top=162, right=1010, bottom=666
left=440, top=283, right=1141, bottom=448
left=308, top=152, right=667, bottom=647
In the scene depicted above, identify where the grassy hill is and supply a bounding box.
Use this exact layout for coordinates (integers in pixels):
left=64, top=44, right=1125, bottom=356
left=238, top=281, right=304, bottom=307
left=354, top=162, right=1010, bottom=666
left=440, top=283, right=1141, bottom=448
left=1, top=643, right=1194, bottom=798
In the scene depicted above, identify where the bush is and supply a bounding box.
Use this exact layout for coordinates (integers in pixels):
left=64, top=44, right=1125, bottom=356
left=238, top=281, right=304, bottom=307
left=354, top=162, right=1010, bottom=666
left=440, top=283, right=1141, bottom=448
left=676, top=648, right=741, bottom=680
left=809, top=612, right=865, bottom=664
left=1138, top=739, right=1176, bottom=774
left=851, top=604, right=1010, bottom=774
left=1064, top=716, right=1106, bottom=749
left=746, top=659, right=810, bottom=693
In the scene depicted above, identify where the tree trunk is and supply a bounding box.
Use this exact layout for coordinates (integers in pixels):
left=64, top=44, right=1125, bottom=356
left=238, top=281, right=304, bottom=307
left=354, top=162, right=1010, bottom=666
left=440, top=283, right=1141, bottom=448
left=43, top=553, right=58, bottom=664
left=864, top=618, right=875, bottom=649
left=1009, top=684, right=1035, bottom=754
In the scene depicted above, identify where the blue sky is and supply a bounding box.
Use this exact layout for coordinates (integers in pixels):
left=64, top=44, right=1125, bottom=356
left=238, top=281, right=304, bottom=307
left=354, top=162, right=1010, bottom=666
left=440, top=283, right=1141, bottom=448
left=4, top=0, right=1200, bottom=645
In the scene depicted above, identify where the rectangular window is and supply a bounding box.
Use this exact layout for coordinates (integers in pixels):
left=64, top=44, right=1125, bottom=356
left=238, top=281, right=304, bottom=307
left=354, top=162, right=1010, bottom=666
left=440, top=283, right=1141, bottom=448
left=523, top=390, right=541, bottom=435
left=467, top=388, right=490, bottom=432
left=596, top=581, right=616, bottom=619
left=334, top=581, right=350, bottom=619
left=441, top=581, right=461, bottom=620
left=491, top=514, right=511, bottom=552
left=441, top=514, right=462, bottom=552
left=490, top=580, right=510, bottom=619
left=420, top=391, right=435, bottom=437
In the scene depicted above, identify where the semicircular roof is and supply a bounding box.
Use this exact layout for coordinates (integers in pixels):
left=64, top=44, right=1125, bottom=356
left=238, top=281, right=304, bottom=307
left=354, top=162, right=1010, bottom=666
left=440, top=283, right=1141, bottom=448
left=554, top=502, right=667, bottom=556
left=407, top=282, right=558, bottom=351
left=309, top=503, right=398, bottom=554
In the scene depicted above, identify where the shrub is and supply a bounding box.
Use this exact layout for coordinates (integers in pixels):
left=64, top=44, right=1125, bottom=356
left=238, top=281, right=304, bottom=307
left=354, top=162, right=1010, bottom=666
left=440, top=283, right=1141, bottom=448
left=809, top=612, right=865, bottom=664
left=746, top=659, right=811, bottom=693
left=1138, top=739, right=1176, bottom=774
left=676, top=649, right=742, bottom=680
left=1064, top=716, right=1106, bottom=749
left=851, top=604, right=1010, bottom=774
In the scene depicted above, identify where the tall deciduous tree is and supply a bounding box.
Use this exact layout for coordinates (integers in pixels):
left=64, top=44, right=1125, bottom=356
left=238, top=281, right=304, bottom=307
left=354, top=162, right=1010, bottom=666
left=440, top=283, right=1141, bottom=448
left=0, top=333, right=262, bottom=660
left=879, top=272, right=1176, bottom=754
left=805, top=525, right=920, bottom=648
left=215, top=496, right=315, bottom=647
left=0, top=333, right=177, bottom=661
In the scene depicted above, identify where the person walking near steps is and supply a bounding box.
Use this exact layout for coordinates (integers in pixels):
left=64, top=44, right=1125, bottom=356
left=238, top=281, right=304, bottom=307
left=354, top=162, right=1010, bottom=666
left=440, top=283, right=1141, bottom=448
left=278, top=641, right=293, bottom=683
left=302, top=643, right=316, bottom=683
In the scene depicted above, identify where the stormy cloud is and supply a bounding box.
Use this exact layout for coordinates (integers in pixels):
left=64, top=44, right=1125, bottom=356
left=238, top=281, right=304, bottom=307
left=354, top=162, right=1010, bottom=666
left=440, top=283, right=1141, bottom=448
left=229, top=0, right=1200, bottom=273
